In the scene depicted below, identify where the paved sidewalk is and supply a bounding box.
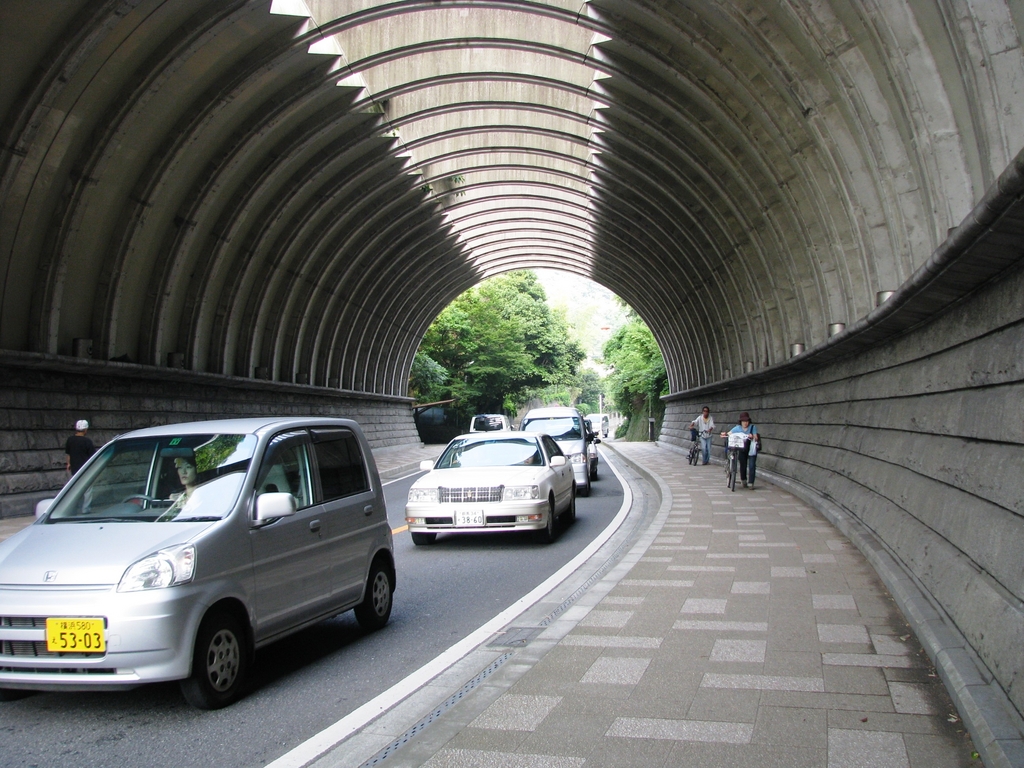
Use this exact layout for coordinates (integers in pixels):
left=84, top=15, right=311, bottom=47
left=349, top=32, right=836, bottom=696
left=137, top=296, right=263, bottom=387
left=324, top=441, right=978, bottom=768
left=372, top=442, right=445, bottom=481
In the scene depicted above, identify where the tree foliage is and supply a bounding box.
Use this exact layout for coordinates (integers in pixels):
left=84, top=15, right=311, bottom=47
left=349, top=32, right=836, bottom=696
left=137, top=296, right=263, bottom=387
left=575, top=369, right=605, bottom=415
left=602, top=313, right=668, bottom=439
left=412, top=271, right=586, bottom=417
left=408, top=352, right=447, bottom=402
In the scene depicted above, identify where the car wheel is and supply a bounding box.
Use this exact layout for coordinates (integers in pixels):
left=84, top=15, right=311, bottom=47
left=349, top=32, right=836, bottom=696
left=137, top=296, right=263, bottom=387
left=589, top=463, right=598, bottom=481
left=354, top=559, right=393, bottom=631
left=566, top=486, right=576, bottom=525
left=579, top=477, right=591, bottom=497
left=180, top=609, right=248, bottom=710
left=534, top=497, right=557, bottom=543
left=411, top=531, right=436, bottom=546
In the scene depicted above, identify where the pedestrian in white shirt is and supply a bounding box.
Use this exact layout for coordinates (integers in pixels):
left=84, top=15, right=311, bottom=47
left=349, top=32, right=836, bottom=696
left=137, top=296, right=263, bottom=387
left=690, top=406, right=715, bottom=465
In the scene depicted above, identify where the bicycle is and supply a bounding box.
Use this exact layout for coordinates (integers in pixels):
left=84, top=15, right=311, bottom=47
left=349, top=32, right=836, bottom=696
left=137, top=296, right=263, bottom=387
left=687, top=432, right=700, bottom=465
left=724, top=431, right=748, bottom=492
left=688, top=430, right=712, bottom=466
left=692, top=430, right=708, bottom=466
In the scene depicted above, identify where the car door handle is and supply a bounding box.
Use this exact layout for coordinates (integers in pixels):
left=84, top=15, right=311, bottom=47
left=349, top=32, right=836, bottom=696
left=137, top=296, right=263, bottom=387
left=363, top=505, right=374, bottom=516
left=309, top=519, right=321, bottom=533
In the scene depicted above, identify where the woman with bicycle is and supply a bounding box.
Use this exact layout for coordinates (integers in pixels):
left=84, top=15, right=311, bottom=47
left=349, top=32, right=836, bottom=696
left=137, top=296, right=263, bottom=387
left=721, top=412, right=760, bottom=489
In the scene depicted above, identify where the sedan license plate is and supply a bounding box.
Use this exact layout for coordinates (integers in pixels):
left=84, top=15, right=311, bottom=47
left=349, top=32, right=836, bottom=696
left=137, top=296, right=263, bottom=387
left=46, top=617, right=105, bottom=653
left=455, top=509, right=485, bottom=527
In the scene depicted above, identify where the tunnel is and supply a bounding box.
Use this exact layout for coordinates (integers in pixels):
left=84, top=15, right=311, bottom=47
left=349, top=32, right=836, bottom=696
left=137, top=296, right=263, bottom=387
left=0, top=1, right=1021, bottom=761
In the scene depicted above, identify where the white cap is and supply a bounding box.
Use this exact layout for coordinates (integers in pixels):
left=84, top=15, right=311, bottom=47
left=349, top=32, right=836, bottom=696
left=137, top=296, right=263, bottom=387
left=75, top=420, right=89, bottom=431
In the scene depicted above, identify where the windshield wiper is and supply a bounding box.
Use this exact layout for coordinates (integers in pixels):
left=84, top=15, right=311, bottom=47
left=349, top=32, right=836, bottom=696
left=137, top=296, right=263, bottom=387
left=171, top=516, right=223, bottom=522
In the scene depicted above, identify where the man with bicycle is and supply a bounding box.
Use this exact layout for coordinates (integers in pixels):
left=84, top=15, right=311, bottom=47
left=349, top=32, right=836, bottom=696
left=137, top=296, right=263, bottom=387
left=689, top=406, right=715, bottom=465
left=721, top=412, right=760, bottom=488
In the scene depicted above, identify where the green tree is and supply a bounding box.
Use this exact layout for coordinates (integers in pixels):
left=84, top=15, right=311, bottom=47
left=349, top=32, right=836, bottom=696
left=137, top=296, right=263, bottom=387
left=414, top=271, right=586, bottom=418
left=602, top=314, right=667, bottom=440
left=575, top=369, right=605, bottom=414
left=408, top=352, right=448, bottom=402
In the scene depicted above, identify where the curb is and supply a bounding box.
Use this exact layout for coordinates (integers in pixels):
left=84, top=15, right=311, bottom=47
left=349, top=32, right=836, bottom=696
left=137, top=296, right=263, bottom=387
left=378, top=461, right=429, bottom=482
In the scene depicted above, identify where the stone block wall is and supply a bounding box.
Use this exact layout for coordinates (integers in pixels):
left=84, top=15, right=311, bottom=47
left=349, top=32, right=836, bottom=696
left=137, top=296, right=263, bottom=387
left=0, top=355, right=420, bottom=518
left=661, top=264, right=1024, bottom=724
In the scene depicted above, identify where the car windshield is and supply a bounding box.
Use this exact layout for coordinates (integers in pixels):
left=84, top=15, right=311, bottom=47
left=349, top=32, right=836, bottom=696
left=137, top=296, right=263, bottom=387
left=436, top=438, right=542, bottom=468
left=521, top=416, right=581, bottom=441
left=46, top=434, right=258, bottom=523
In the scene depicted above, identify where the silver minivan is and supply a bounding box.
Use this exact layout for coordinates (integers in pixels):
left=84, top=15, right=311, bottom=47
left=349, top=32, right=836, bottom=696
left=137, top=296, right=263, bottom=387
left=520, top=406, right=600, bottom=496
left=0, top=417, right=395, bottom=709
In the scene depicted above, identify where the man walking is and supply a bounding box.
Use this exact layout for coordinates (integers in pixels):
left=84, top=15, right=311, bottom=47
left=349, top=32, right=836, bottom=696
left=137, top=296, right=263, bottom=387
left=65, top=420, right=96, bottom=475
left=691, top=406, right=715, bottom=465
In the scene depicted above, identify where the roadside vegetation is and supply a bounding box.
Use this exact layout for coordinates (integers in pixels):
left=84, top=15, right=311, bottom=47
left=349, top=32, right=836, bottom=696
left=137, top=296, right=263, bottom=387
left=410, top=271, right=585, bottom=421
left=411, top=272, right=667, bottom=440
left=601, top=310, right=668, bottom=439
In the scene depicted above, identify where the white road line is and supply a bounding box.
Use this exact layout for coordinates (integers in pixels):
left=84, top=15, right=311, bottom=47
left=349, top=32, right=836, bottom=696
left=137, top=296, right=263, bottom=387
left=382, top=468, right=427, bottom=485
left=265, top=447, right=633, bottom=768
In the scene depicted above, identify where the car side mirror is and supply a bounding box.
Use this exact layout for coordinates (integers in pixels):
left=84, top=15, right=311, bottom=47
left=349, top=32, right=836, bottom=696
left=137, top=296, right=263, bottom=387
left=593, top=438, right=601, bottom=444
left=35, top=498, right=55, bottom=518
left=419, top=460, right=435, bottom=472
left=255, top=492, right=297, bottom=521
left=549, top=455, right=567, bottom=467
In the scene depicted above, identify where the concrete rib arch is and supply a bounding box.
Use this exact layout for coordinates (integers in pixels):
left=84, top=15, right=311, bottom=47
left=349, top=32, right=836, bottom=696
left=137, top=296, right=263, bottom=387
left=2, top=4, right=1023, bottom=751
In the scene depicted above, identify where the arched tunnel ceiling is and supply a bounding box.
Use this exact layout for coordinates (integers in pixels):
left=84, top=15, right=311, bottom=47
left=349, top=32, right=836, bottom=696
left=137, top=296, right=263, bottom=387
left=1, top=0, right=1022, bottom=397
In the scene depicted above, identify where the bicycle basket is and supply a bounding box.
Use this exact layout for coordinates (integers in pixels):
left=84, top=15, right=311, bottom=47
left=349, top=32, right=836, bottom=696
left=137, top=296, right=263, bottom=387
left=727, top=432, right=748, bottom=448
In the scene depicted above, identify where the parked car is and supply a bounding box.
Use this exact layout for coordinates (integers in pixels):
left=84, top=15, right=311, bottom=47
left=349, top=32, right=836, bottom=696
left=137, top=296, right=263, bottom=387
left=469, top=414, right=512, bottom=432
left=405, top=432, right=575, bottom=545
left=519, top=406, right=599, bottom=496
left=586, top=413, right=610, bottom=438
left=0, top=417, right=395, bottom=709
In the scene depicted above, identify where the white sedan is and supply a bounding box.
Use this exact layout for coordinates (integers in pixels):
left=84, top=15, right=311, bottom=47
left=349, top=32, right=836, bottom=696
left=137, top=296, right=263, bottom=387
left=405, top=433, right=576, bottom=545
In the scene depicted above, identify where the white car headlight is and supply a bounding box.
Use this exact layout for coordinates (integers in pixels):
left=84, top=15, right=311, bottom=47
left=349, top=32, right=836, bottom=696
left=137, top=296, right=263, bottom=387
left=118, top=544, right=195, bottom=592
left=503, top=485, right=539, bottom=501
left=408, top=487, right=439, bottom=503
left=569, top=452, right=586, bottom=464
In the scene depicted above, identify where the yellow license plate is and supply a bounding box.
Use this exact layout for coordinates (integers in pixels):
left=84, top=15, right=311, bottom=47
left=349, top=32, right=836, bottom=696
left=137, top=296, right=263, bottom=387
left=45, top=617, right=105, bottom=653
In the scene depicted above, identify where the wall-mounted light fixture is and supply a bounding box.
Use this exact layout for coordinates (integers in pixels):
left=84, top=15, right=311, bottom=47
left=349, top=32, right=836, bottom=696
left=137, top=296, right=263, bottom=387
left=790, top=343, right=805, bottom=357
left=72, top=338, right=92, bottom=359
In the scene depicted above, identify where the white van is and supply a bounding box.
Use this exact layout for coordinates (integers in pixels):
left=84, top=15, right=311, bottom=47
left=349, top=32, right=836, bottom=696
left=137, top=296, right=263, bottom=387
left=520, top=406, right=600, bottom=496
left=0, top=417, right=394, bottom=709
left=587, top=413, right=610, bottom=438
left=469, top=414, right=512, bottom=432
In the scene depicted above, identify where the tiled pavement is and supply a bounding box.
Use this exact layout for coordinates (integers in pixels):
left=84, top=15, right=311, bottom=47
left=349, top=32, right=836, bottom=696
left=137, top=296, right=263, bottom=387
left=341, top=441, right=978, bottom=768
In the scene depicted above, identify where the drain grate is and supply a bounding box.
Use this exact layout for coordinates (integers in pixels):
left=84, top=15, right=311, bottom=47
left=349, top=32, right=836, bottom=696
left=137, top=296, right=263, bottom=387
left=359, top=651, right=514, bottom=767
left=487, top=626, right=544, bottom=647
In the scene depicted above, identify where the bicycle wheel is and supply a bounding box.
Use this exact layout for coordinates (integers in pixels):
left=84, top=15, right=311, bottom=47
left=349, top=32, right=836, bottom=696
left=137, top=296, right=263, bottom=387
left=729, top=452, right=737, bottom=492
left=724, top=450, right=733, bottom=488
